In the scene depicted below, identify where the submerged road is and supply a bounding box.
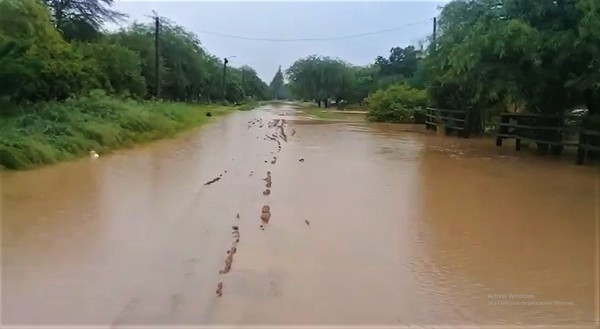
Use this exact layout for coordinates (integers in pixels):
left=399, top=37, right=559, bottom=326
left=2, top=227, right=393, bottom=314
left=2, top=104, right=598, bottom=327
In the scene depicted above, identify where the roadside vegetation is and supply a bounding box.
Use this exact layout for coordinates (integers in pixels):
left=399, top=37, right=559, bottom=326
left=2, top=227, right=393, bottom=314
left=0, top=93, right=234, bottom=170
left=280, top=0, right=600, bottom=134
left=0, top=0, right=271, bottom=170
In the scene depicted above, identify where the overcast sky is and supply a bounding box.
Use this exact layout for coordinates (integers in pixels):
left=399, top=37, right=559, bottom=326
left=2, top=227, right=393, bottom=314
left=113, top=1, right=447, bottom=82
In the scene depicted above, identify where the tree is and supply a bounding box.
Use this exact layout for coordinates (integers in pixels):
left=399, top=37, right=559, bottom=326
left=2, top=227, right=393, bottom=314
left=423, top=0, right=593, bottom=133
left=269, top=66, right=284, bottom=99
left=241, top=65, right=271, bottom=100
left=286, top=55, right=355, bottom=107
left=0, top=0, right=94, bottom=103
left=45, top=0, right=126, bottom=41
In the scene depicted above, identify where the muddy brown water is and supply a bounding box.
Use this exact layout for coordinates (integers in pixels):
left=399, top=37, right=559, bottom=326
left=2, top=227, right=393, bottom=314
left=1, top=104, right=598, bottom=327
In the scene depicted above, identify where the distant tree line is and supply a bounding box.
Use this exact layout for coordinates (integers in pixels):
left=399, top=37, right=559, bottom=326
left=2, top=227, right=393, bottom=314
left=0, top=0, right=271, bottom=108
left=282, top=0, right=600, bottom=129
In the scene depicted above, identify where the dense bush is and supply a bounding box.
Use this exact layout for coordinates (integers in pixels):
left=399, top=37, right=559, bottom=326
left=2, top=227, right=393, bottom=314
left=365, top=84, right=427, bottom=123
left=0, top=0, right=94, bottom=103
left=74, top=42, right=147, bottom=97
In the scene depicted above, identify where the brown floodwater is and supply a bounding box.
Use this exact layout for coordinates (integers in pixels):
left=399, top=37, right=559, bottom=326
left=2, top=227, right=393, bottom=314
left=1, top=104, right=599, bottom=327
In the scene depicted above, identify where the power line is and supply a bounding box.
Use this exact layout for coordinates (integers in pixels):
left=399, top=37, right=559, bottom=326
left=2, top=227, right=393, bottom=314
left=195, top=19, right=432, bottom=42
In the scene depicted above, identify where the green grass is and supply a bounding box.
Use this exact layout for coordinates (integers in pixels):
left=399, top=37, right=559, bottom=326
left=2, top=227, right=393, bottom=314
left=300, top=106, right=337, bottom=120
left=0, top=94, right=243, bottom=170
left=299, top=105, right=367, bottom=121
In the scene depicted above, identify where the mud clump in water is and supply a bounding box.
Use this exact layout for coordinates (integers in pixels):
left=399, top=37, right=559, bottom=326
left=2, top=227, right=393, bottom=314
left=236, top=213, right=240, bottom=219
left=263, top=171, right=272, bottom=188
left=263, top=189, right=271, bottom=195
left=299, top=158, right=305, bottom=162
left=219, top=253, right=233, bottom=274
left=204, top=171, right=228, bottom=185
left=216, top=282, right=223, bottom=297
left=261, top=205, right=272, bottom=224
left=291, top=129, right=297, bottom=136
left=305, top=220, right=310, bottom=226
left=220, top=226, right=241, bottom=274
left=271, top=157, right=277, bottom=165
left=204, top=176, right=221, bottom=185
left=278, top=126, right=288, bottom=143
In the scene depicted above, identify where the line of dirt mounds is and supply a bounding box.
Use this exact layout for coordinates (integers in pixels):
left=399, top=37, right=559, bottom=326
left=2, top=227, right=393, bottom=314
left=246, top=118, right=263, bottom=129
left=219, top=225, right=240, bottom=275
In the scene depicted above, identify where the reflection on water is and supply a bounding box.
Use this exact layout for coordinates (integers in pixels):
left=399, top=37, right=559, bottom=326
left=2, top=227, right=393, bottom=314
left=1, top=104, right=598, bottom=326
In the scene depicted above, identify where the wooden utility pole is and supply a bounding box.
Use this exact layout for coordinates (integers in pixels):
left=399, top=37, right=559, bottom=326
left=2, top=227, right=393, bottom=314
left=432, top=17, right=437, bottom=53
left=241, top=69, right=246, bottom=97
left=154, top=15, right=161, bottom=98
left=222, top=57, right=229, bottom=102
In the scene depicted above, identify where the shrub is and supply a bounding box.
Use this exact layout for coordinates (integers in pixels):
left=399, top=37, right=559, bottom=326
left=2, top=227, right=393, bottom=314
left=365, top=84, right=427, bottom=123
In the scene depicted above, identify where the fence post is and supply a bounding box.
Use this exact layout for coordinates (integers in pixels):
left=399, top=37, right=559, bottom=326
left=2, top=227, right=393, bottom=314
left=496, top=114, right=507, bottom=146
left=576, top=131, right=587, bottom=165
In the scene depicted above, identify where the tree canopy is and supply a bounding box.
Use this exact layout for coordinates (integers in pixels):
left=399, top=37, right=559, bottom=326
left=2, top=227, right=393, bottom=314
left=269, top=66, right=284, bottom=100
left=426, top=0, right=600, bottom=117
left=0, top=0, right=270, bottom=106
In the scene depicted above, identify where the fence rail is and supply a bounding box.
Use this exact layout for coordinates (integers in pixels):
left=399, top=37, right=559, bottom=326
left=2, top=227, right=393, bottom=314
left=424, top=107, right=470, bottom=137
left=495, top=113, right=600, bottom=165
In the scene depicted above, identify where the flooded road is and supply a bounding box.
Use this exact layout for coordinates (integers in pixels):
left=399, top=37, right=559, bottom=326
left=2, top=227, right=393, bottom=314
left=2, top=104, right=598, bottom=327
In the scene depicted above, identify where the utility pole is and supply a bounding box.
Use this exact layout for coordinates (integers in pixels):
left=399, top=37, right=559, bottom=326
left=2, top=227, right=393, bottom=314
left=222, top=57, right=229, bottom=102
left=154, top=14, right=160, bottom=98
left=241, top=69, right=246, bottom=97
left=432, top=17, right=437, bottom=53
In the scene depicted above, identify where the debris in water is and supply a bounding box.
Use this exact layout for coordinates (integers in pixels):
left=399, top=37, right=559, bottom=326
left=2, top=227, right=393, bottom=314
left=263, top=189, right=271, bottom=195
left=305, top=220, right=310, bottom=226
left=271, top=157, right=277, bottom=164
left=204, top=176, right=221, bottom=185
left=219, top=253, right=233, bottom=274
left=216, top=282, right=223, bottom=297
left=291, top=129, right=297, bottom=136
left=236, top=213, right=240, bottom=219
left=232, top=226, right=239, bottom=231
left=299, top=158, right=305, bottom=162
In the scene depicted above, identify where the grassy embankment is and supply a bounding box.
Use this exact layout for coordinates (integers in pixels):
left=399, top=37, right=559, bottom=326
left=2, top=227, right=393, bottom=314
left=296, top=102, right=367, bottom=121
left=0, top=94, right=254, bottom=170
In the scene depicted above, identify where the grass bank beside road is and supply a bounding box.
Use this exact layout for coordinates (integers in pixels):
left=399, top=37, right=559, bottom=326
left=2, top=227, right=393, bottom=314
left=298, top=104, right=367, bottom=121
left=0, top=94, right=245, bottom=170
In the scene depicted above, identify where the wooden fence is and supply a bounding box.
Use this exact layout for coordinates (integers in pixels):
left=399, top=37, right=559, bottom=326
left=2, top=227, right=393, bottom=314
left=424, top=107, right=470, bottom=137
left=495, top=113, right=600, bottom=165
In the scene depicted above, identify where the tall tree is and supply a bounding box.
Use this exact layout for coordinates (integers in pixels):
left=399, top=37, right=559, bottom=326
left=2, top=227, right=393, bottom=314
left=44, top=0, right=126, bottom=41
left=269, top=66, right=284, bottom=99
left=286, top=56, right=355, bottom=107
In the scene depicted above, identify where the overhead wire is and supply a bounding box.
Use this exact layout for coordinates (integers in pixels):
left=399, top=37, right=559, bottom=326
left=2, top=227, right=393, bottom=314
left=194, top=19, right=432, bottom=42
